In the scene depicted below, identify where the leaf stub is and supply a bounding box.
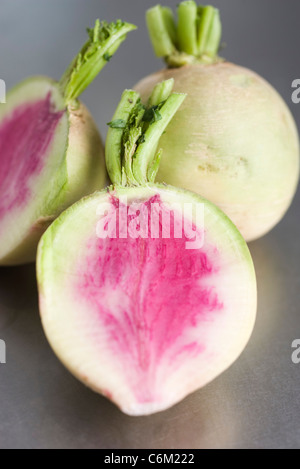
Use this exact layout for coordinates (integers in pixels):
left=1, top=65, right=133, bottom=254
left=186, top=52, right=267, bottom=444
left=107, top=119, right=127, bottom=129
left=60, top=19, right=136, bottom=103
left=146, top=1, right=223, bottom=67
left=105, top=81, right=186, bottom=187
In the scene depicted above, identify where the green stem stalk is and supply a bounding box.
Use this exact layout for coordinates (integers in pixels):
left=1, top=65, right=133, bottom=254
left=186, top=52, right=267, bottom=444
left=148, top=78, right=174, bottom=107
left=197, top=6, right=215, bottom=54
left=204, top=9, right=222, bottom=57
left=146, top=1, right=223, bottom=67
left=105, top=81, right=186, bottom=187
left=177, top=1, right=198, bottom=56
left=162, top=7, right=178, bottom=46
left=132, top=93, right=186, bottom=185
left=105, top=91, right=140, bottom=186
left=146, top=6, right=176, bottom=58
left=60, top=19, right=136, bottom=104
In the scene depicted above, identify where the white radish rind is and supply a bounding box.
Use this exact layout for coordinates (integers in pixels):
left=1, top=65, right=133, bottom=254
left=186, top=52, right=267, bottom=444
left=135, top=63, right=300, bottom=241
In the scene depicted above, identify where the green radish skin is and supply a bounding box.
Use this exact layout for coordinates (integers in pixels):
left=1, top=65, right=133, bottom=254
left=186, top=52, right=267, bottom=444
left=0, top=19, right=136, bottom=265
left=135, top=63, right=299, bottom=242
left=37, top=184, right=257, bottom=416
left=0, top=77, right=106, bottom=265
left=37, top=81, right=257, bottom=416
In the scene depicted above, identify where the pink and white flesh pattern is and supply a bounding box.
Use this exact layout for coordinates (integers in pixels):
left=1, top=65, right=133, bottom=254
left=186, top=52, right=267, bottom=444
left=37, top=185, right=257, bottom=416
left=0, top=92, right=63, bottom=220
left=0, top=78, right=105, bottom=265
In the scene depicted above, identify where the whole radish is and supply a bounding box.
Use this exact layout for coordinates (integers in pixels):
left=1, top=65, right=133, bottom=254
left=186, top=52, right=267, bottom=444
left=135, top=1, right=299, bottom=242
left=0, top=19, right=135, bottom=265
left=37, top=80, right=257, bottom=416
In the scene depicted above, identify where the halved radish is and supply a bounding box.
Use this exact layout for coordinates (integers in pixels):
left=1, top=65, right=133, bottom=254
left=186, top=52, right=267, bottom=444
left=37, top=80, right=257, bottom=416
left=0, top=19, right=136, bottom=265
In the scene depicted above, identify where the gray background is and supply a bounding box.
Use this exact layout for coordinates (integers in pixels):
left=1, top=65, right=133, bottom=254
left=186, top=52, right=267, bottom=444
left=0, top=0, right=300, bottom=449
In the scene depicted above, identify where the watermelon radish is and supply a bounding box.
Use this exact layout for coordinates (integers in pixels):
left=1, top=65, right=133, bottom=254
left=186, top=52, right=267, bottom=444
left=0, top=19, right=136, bottom=265
left=37, top=80, right=257, bottom=416
left=135, top=1, right=300, bottom=242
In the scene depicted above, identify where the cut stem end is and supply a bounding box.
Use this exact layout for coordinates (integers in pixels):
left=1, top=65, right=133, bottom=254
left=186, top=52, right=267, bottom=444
left=146, top=1, right=223, bottom=68
left=106, top=81, right=186, bottom=187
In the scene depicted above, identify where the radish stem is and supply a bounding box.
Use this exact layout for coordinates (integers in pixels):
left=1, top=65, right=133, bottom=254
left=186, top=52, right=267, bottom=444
left=60, top=19, right=136, bottom=104
left=132, top=93, right=186, bottom=185
left=106, top=91, right=140, bottom=186
left=148, top=78, right=174, bottom=107
left=162, top=7, right=177, bottom=46
left=146, top=1, right=222, bottom=67
left=146, top=6, right=175, bottom=58
left=106, top=81, right=186, bottom=186
left=198, top=6, right=221, bottom=57
left=177, top=1, right=198, bottom=56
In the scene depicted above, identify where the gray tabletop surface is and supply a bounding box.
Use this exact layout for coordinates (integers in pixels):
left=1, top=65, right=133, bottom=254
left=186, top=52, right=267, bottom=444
left=0, top=0, right=300, bottom=449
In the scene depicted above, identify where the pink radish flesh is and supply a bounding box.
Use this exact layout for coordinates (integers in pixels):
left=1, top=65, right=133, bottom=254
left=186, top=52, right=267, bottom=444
left=74, top=195, right=223, bottom=404
left=0, top=93, right=63, bottom=219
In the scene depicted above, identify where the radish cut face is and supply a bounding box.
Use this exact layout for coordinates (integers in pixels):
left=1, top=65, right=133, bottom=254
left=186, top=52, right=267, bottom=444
left=0, top=90, right=65, bottom=218
left=0, top=78, right=69, bottom=263
left=38, top=185, right=257, bottom=416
